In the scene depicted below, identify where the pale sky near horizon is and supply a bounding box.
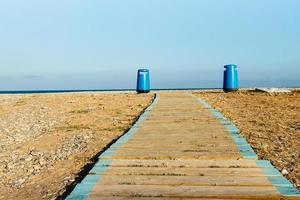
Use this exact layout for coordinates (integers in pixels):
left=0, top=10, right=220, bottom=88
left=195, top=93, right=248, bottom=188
left=0, top=0, right=299, bottom=90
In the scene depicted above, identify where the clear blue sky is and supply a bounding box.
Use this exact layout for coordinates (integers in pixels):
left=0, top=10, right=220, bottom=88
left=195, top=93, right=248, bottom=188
left=0, top=0, right=299, bottom=90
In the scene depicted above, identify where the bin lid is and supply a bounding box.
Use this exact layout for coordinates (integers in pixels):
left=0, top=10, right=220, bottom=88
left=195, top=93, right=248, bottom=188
left=138, top=69, right=149, bottom=72
left=224, top=64, right=237, bottom=68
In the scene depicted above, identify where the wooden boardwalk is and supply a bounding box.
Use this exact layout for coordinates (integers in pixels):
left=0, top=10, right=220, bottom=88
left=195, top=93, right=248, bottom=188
left=67, top=92, right=300, bottom=200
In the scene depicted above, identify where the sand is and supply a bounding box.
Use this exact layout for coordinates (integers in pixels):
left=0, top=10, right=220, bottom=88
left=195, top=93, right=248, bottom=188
left=194, top=90, right=300, bottom=190
left=0, top=92, right=154, bottom=200
left=1, top=89, right=299, bottom=199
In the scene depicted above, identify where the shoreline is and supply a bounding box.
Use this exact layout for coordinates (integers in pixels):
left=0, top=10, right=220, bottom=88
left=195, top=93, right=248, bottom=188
left=0, top=87, right=298, bottom=95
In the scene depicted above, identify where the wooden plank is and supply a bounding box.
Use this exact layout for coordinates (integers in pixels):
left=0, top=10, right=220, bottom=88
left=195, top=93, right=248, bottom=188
left=122, top=139, right=236, bottom=144
left=137, top=128, right=229, bottom=133
left=115, top=144, right=239, bottom=149
left=95, top=159, right=271, bottom=168
left=89, top=185, right=281, bottom=199
left=143, top=120, right=222, bottom=123
left=142, top=122, right=224, bottom=126
left=123, top=140, right=237, bottom=144
left=88, top=197, right=263, bottom=200
left=90, top=167, right=274, bottom=177
left=127, top=131, right=232, bottom=136
left=89, top=175, right=273, bottom=187
left=146, top=129, right=233, bottom=134
left=119, top=141, right=239, bottom=146
left=107, top=147, right=242, bottom=152
left=110, top=149, right=241, bottom=154
left=123, top=136, right=234, bottom=140
left=101, top=153, right=242, bottom=160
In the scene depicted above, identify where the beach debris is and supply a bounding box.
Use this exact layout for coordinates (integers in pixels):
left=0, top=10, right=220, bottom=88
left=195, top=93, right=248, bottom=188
left=255, top=88, right=291, bottom=93
left=282, top=169, right=289, bottom=175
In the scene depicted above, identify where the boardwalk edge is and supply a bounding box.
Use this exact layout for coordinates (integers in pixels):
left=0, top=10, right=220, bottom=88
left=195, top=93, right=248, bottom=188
left=189, top=93, right=300, bottom=197
left=65, top=93, right=159, bottom=200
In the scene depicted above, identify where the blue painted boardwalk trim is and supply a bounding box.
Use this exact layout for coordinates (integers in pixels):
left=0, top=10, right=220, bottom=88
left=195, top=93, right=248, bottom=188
left=65, top=93, right=159, bottom=200
left=189, top=93, right=257, bottom=159
left=190, top=93, right=300, bottom=197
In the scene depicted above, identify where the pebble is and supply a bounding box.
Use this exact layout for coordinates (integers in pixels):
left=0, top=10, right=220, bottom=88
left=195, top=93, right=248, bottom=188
left=0, top=130, right=94, bottom=189
left=282, top=169, right=289, bottom=175
left=0, top=93, right=150, bottom=195
left=25, top=156, right=33, bottom=162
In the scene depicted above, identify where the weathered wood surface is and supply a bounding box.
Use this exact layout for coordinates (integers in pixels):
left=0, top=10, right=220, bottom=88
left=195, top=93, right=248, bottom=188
left=83, top=92, right=299, bottom=200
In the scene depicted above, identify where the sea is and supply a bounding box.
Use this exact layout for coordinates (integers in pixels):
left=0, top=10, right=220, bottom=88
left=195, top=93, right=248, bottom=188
left=0, top=86, right=298, bottom=95
left=0, top=88, right=221, bottom=95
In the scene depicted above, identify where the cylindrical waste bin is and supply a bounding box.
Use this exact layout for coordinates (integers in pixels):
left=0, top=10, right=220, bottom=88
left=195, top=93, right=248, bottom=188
left=136, top=69, right=150, bottom=93
left=223, top=64, right=239, bottom=92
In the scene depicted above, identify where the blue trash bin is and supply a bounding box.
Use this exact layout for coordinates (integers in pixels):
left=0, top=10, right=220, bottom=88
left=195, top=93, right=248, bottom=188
left=223, top=64, right=239, bottom=92
left=136, top=69, right=150, bottom=93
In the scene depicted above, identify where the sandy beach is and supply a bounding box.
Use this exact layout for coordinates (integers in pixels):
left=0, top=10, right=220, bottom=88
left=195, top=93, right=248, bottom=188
left=0, top=90, right=299, bottom=199
left=194, top=90, right=300, bottom=190
left=0, top=92, right=154, bottom=200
